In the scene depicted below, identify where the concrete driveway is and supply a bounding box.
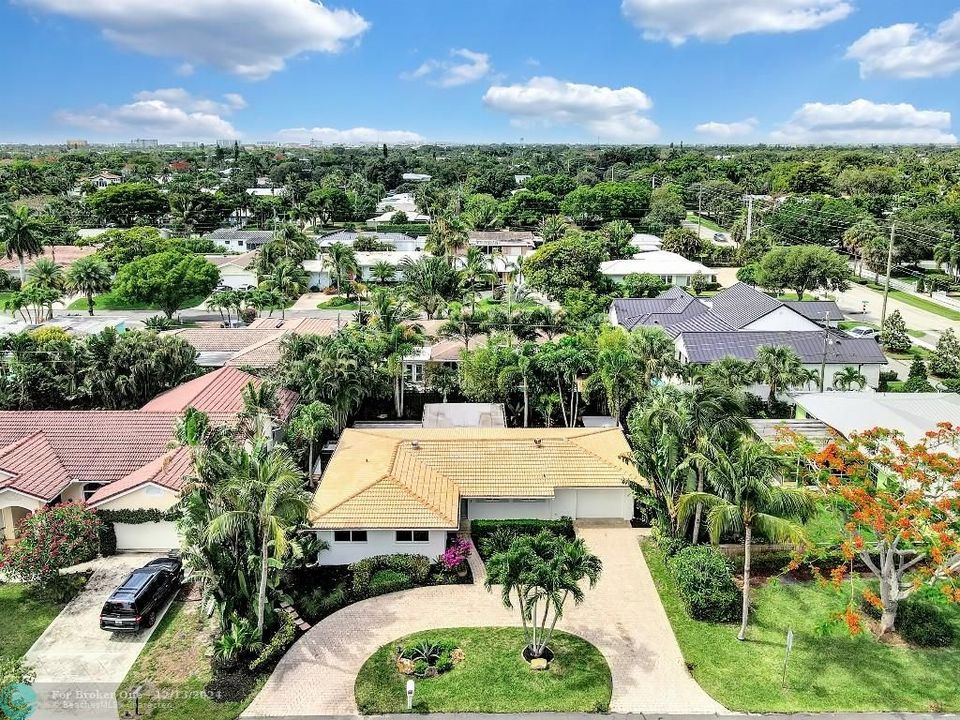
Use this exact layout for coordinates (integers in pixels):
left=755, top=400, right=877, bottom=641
left=24, top=554, right=168, bottom=719
left=243, top=524, right=724, bottom=717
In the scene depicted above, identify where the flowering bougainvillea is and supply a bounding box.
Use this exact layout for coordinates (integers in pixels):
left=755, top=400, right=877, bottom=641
left=0, top=503, right=101, bottom=591
left=440, top=537, right=472, bottom=572
left=781, top=423, right=960, bottom=636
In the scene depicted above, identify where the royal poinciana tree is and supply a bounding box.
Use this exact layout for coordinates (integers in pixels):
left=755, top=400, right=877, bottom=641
left=791, top=424, right=960, bottom=636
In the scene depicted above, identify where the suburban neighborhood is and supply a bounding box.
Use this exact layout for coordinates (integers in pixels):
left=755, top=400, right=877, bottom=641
left=3, top=1, right=960, bottom=719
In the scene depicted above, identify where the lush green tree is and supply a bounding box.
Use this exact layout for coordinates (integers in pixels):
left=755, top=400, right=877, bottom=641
left=537, top=214, right=568, bottom=244
left=833, top=366, right=867, bottom=391
left=643, top=185, right=686, bottom=235
left=90, top=226, right=167, bottom=271
left=113, top=250, right=219, bottom=318
left=586, top=326, right=642, bottom=425
left=879, top=309, right=911, bottom=353
left=288, top=401, right=334, bottom=478
left=620, top=273, right=668, bottom=298
left=65, top=255, right=112, bottom=316
left=499, top=190, right=558, bottom=227
left=930, top=328, right=960, bottom=378
left=755, top=245, right=850, bottom=300
left=323, top=242, right=358, bottom=295
left=399, top=254, right=462, bottom=319
left=369, top=290, right=423, bottom=417
left=764, top=195, right=865, bottom=248
left=86, top=182, right=167, bottom=227
left=677, top=439, right=816, bottom=639
left=462, top=193, right=502, bottom=230
left=523, top=233, right=607, bottom=301
left=560, top=181, right=650, bottom=227
left=369, top=260, right=396, bottom=285
left=0, top=205, right=47, bottom=283
left=662, top=227, right=704, bottom=259
left=842, top=218, right=884, bottom=277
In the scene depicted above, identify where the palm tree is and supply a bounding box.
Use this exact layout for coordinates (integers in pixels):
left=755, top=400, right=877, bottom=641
left=833, top=366, right=866, bottom=391
left=426, top=216, right=468, bottom=260
left=324, top=242, right=358, bottom=295
left=399, top=255, right=462, bottom=319
left=587, top=326, right=641, bottom=426
left=239, top=381, right=279, bottom=439
left=459, top=247, right=495, bottom=312
left=65, top=255, right=112, bottom=316
left=1, top=205, right=47, bottom=284
left=27, top=257, right=64, bottom=319
left=629, top=325, right=678, bottom=387
left=289, top=401, right=334, bottom=480
left=370, top=260, right=396, bottom=285
left=370, top=290, right=423, bottom=417
left=538, top=215, right=567, bottom=244
left=677, top=440, right=817, bottom=640
left=485, top=531, right=601, bottom=658
left=501, top=343, right=536, bottom=427
left=699, top=357, right=754, bottom=389
left=753, top=344, right=807, bottom=408
left=265, top=260, right=307, bottom=318
left=206, top=440, right=310, bottom=636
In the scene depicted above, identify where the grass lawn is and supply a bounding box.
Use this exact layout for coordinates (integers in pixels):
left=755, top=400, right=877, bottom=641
left=853, top=280, right=960, bottom=321
left=316, top=295, right=359, bottom=310
left=475, top=297, right=541, bottom=312
left=0, top=582, right=75, bottom=659
left=116, top=600, right=263, bottom=720
left=643, top=541, right=960, bottom=712
left=355, top=627, right=612, bottom=714
left=67, top=291, right=205, bottom=312
left=685, top=212, right=726, bottom=233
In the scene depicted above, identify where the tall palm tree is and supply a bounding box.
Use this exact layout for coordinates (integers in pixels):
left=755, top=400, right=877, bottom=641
left=265, top=260, right=307, bottom=318
left=370, top=260, right=396, bottom=285
left=370, top=290, right=423, bottom=417
left=538, top=214, right=567, bottom=244
left=398, top=255, right=462, bottom=319
left=1, top=205, right=47, bottom=284
left=459, top=247, right=495, bottom=312
left=426, top=216, right=468, bottom=260
left=753, top=344, right=807, bottom=408
left=206, top=440, right=310, bottom=636
left=27, top=257, right=64, bottom=319
left=324, top=242, right=358, bottom=295
left=677, top=440, right=817, bottom=640
left=239, top=381, right=279, bottom=439
left=629, top=325, right=678, bottom=387
left=699, top=357, right=754, bottom=389
left=833, top=366, right=866, bottom=391
left=587, top=326, right=641, bottom=426
left=289, top=401, right=334, bottom=479
left=65, top=255, right=112, bottom=316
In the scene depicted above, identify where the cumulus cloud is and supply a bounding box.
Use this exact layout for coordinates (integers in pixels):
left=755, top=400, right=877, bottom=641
left=695, top=118, right=758, bottom=138
left=15, top=0, right=369, bottom=79
left=770, top=99, right=956, bottom=145
left=846, top=11, right=960, bottom=79
left=621, top=0, right=852, bottom=44
left=56, top=88, right=244, bottom=140
left=403, top=48, right=491, bottom=88
left=275, top=126, right=425, bottom=144
left=482, top=76, right=658, bottom=142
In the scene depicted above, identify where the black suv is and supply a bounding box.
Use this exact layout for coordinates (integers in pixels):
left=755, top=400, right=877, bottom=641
left=100, top=557, right=184, bottom=633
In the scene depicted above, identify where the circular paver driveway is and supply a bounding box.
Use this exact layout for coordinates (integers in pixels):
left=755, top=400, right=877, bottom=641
left=243, top=525, right=725, bottom=717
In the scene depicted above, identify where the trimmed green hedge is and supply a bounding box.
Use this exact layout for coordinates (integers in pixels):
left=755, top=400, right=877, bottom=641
left=349, top=554, right=431, bottom=599
left=668, top=545, right=739, bottom=623
left=97, top=508, right=175, bottom=524
left=470, top=517, right=574, bottom=545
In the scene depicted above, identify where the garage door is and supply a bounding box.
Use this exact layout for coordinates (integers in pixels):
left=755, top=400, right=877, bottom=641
left=114, top=521, right=180, bottom=551
left=574, top=489, right=628, bottom=518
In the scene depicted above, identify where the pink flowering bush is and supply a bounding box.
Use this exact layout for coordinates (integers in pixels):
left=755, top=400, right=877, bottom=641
left=0, top=503, right=101, bottom=594
left=440, top=537, right=472, bottom=572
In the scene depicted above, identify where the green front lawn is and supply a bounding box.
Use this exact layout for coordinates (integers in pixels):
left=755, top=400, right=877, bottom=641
left=0, top=582, right=76, bottom=659
left=685, top=212, right=727, bottom=233
left=116, top=600, right=263, bottom=720
left=355, top=627, right=612, bottom=713
left=67, top=291, right=205, bottom=312
left=643, top=542, right=960, bottom=712
left=853, top=280, right=960, bottom=321
left=316, top=296, right=359, bottom=310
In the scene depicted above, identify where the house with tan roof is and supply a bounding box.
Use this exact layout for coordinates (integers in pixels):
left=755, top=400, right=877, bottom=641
left=0, top=367, right=298, bottom=549
left=308, top=427, right=641, bottom=564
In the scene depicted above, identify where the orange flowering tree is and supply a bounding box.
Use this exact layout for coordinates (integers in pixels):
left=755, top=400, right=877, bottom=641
left=787, top=423, right=960, bottom=635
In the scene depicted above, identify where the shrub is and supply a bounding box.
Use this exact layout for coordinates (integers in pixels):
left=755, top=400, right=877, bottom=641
left=97, top=521, right=117, bottom=557
left=896, top=598, right=955, bottom=647
left=369, top=569, right=412, bottom=595
left=249, top=614, right=298, bottom=673
left=349, top=554, right=431, bottom=598
left=668, top=545, right=739, bottom=622
left=471, top=518, right=574, bottom=558
left=654, top=531, right=689, bottom=558
left=439, top=537, right=471, bottom=571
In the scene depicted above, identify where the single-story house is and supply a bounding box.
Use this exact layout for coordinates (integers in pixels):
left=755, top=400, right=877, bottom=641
left=307, top=427, right=642, bottom=564
left=467, top=231, right=537, bottom=257
left=368, top=210, right=431, bottom=224
left=376, top=192, right=421, bottom=214
left=601, top=251, right=716, bottom=287
left=0, top=367, right=298, bottom=548
left=319, top=230, right=421, bottom=253
left=204, top=251, right=258, bottom=289
left=630, top=233, right=663, bottom=253
left=303, top=251, right=424, bottom=288
left=0, top=245, right=98, bottom=277
left=206, top=228, right=274, bottom=252
left=401, top=173, right=432, bottom=183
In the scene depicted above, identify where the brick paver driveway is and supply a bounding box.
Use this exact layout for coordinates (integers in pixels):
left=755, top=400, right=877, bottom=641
left=243, top=524, right=724, bottom=717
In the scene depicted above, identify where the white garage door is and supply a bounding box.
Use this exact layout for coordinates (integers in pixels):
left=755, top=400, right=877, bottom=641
left=114, top=522, right=180, bottom=551
left=467, top=499, right=550, bottom=520
left=573, top=489, right=629, bottom=518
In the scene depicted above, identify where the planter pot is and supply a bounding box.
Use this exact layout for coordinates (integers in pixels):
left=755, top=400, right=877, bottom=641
left=456, top=567, right=468, bottom=578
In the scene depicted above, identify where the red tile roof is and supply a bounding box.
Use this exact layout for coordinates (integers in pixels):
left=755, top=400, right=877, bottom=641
left=0, top=431, right=74, bottom=500
left=140, top=366, right=298, bottom=419
left=87, top=446, right=194, bottom=507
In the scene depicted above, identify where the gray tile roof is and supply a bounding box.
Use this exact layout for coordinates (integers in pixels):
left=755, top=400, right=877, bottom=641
left=320, top=230, right=417, bottom=245
left=206, top=228, right=274, bottom=247
left=666, top=313, right=736, bottom=336
left=783, top=300, right=844, bottom=322
left=678, top=331, right=888, bottom=365
left=708, top=282, right=783, bottom=328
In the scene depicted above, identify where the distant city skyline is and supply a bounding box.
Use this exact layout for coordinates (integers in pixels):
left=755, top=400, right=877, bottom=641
left=2, top=0, right=959, bottom=145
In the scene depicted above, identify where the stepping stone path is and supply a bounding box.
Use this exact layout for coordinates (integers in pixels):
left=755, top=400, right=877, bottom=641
left=280, top=602, right=311, bottom=632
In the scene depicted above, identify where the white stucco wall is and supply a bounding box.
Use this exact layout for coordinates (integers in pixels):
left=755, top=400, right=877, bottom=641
left=219, top=268, right=258, bottom=289
left=468, top=489, right=633, bottom=522
left=743, top=307, right=821, bottom=332
left=94, top=485, right=179, bottom=512
left=114, top=521, right=179, bottom=551
left=316, top=529, right=448, bottom=565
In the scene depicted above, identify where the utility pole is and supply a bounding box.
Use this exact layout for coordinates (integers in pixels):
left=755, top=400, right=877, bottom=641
left=745, top=195, right=754, bottom=245
left=819, top=311, right=830, bottom=392
left=697, top=184, right=704, bottom=239
left=880, top=220, right=896, bottom=327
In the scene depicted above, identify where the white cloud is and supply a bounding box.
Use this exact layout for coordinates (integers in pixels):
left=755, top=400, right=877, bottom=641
left=846, top=11, right=960, bottom=79
left=621, top=0, right=853, bottom=44
left=482, top=76, right=659, bottom=142
left=56, top=88, right=244, bottom=140
left=15, top=0, right=369, bottom=79
left=275, top=127, right=425, bottom=144
left=770, top=99, right=956, bottom=145
left=695, top=118, right=758, bottom=138
left=403, top=48, right=491, bottom=87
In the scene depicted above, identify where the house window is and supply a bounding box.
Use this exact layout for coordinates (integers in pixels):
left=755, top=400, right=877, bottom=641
left=333, top=530, right=368, bottom=542
left=82, top=483, right=105, bottom=501
left=395, top=530, right=429, bottom=543
left=404, top=363, right=424, bottom=384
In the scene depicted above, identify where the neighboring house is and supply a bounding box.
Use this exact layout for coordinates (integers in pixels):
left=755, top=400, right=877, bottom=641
left=307, top=427, right=641, bottom=564
left=206, top=228, right=274, bottom=252
left=246, top=187, right=286, bottom=198
left=376, top=191, right=421, bottom=214
left=303, top=251, right=424, bottom=288
left=85, top=171, right=122, bottom=190
left=166, top=318, right=342, bottom=368
left=0, top=245, right=98, bottom=277
left=401, top=172, right=432, bottom=183
left=601, top=251, right=716, bottom=287
left=319, top=230, right=421, bottom=253
left=367, top=210, right=431, bottom=224
left=422, top=403, right=507, bottom=428
left=467, top=230, right=537, bottom=257
left=0, top=367, right=298, bottom=548
left=204, top=251, right=258, bottom=289
left=630, top=233, right=663, bottom=253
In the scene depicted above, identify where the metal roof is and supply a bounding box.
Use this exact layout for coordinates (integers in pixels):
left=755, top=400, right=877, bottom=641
left=783, top=300, right=845, bottom=322
left=678, top=330, right=888, bottom=364
left=707, top=282, right=783, bottom=329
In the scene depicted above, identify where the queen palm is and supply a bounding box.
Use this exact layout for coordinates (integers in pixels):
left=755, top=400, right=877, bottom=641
left=324, top=242, right=358, bottom=295
left=587, top=326, right=642, bottom=426
left=677, top=440, right=817, bottom=640
left=370, top=290, right=423, bottom=417
left=206, top=440, right=310, bottom=636
left=370, top=260, right=396, bottom=285
left=538, top=214, right=567, bottom=244
left=289, top=401, right=334, bottom=479
left=459, top=247, right=495, bottom=312
left=833, top=366, right=866, bottom=391
left=399, top=255, right=462, bottom=319
left=630, top=325, right=678, bottom=387
left=699, top=357, right=754, bottom=389
left=1, top=205, right=47, bottom=283
left=27, top=257, right=64, bottom=319
left=753, top=344, right=807, bottom=408
left=65, top=255, right=112, bottom=316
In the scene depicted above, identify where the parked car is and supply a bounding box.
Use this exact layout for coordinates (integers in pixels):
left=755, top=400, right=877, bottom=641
left=713, top=232, right=726, bottom=242
left=100, top=557, right=183, bottom=633
left=238, top=283, right=256, bottom=292
left=844, top=325, right=880, bottom=340
left=220, top=319, right=246, bottom=328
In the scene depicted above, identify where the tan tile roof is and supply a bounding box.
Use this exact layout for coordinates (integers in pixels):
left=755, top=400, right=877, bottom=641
left=165, top=328, right=282, bottom=353
left=310, top=427, right=644, bottom=529
left=0, top=245, right=97, bottom=272
left=87, top=446, right=194, bottom=507
left=141, top=367, right=298, bottom=420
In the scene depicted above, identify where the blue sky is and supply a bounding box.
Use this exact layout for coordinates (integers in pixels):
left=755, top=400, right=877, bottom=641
left=1, top=0, right=959, bottom=144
